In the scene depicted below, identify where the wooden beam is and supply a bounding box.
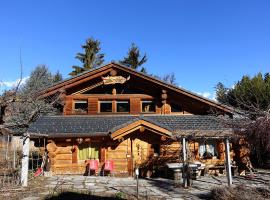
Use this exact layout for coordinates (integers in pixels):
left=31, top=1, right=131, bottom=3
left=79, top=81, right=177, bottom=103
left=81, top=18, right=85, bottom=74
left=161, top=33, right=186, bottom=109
left=225, top=138, right=232, bottom=186
left=72, top=81, right=103, bottom=95
left=110, top=120, right=172, bottom=140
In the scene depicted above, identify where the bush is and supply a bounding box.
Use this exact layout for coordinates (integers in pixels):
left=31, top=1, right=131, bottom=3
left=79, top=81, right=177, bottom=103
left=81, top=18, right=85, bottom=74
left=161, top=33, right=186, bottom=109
left=211, top=185, right=270, bottom=200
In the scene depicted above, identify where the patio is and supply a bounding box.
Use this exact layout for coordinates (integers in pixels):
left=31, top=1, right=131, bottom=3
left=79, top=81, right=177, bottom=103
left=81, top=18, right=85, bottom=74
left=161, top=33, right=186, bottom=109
left=16, top=170, right=270, bottom=200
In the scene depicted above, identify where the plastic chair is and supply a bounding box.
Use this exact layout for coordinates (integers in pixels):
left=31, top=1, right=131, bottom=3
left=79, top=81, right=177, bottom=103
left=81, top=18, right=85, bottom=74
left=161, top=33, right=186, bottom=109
left=103, top=160, right=114, bottom=176
left=85, top=159, right=99, bottom=176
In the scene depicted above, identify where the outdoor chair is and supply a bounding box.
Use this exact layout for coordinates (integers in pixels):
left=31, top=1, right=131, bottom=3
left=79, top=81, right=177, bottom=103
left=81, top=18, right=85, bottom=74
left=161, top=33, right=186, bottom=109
left=85, top=159, right=99, bottom=176
left=103, top=160, right=114, bottom=176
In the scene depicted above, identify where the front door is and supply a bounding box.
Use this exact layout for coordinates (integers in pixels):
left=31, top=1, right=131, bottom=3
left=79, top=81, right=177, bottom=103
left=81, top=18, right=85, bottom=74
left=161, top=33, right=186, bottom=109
left=127, top=137, right=150, bottom=176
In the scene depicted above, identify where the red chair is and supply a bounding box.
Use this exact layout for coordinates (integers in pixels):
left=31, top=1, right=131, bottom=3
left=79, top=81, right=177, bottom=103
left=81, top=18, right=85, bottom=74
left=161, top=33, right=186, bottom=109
left=103, top=160, right=114, bottom=176
left=85, top=159, right=99, bottom=176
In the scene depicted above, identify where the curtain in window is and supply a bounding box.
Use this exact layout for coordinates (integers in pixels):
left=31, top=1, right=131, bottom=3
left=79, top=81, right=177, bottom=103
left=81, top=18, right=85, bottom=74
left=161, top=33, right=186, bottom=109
left=199, top=142, right=216, bottom=158
left=78, top=144, right=99, bottom=160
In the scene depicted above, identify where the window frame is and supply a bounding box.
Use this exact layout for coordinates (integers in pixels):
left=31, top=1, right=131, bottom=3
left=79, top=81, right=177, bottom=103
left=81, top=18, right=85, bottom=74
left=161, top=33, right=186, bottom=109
left=99, top=100, right=113, bottom=113
left=73, top=100, right=88, bottom=114
left=199, top=141, right=218, bottom=159
left=116, top=100, right=130, bottom=113
left=141, top=100, right=156, bottom=113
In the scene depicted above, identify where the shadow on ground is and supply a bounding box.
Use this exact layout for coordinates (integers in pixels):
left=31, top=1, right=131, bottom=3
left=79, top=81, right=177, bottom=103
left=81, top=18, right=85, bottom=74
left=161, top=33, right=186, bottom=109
left=45, top=192, right=120, bottom=200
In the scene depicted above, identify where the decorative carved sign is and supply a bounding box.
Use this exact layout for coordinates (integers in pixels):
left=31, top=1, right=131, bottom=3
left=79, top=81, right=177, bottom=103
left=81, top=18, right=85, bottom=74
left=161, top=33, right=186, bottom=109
left=102, top=75, right=130, bottom=85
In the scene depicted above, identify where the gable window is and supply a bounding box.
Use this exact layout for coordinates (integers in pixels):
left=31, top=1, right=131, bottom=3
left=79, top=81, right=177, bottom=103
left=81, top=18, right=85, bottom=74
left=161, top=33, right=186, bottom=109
left=100, top=101, right=112, bottom=112
left=74, top=100, right=88, bottom=113
left=116, top=101, right=130, bottom=112
left=142, top=100, right=155, bottom=112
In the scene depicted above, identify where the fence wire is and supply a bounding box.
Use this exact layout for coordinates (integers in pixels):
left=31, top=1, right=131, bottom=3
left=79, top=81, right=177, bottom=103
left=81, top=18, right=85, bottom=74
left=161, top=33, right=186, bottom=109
left=0, top=135, right=22, bottom=187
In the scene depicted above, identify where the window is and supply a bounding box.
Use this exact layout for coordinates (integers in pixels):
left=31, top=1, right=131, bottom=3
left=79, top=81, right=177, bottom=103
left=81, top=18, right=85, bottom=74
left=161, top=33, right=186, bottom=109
left=171, top=103, right=183, bottom=113
left=199, top=141, right=217, bottom=159
left=74, top=100, right=88, bottom=113
left=142, top=100, right=155, bottom=112
left=116, top=101, right=130, bottom=112
left=78, top=144, right=99, bottom=160
left=100, top=101, right=112, bottom=112
left=153, top=144, right=160, bottom=156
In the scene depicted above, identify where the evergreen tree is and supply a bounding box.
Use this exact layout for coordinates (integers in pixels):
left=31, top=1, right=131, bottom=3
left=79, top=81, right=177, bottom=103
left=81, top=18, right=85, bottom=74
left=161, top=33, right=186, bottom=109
left=216, top=72, right=270, bottom=167
left=216, top=72, right=270, bottom=115
left=53, top=70, right=63, bottom=83
left=120, top=43, right=147, bottom=72
left=69, top=37, right=104, bottom=76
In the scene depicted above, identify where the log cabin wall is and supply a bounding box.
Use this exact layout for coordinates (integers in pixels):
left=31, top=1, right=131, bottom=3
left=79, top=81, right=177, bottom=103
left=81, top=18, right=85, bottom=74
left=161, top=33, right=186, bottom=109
left=161, top=139, right=234, bottom=166
left=46, top=138, right=234, bottom=175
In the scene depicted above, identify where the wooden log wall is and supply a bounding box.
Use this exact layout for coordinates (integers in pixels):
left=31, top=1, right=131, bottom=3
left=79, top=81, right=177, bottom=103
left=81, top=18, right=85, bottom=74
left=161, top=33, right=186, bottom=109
left=45, top=137, right=236, bottom=176
left=47, top=141, right=86, bottom=174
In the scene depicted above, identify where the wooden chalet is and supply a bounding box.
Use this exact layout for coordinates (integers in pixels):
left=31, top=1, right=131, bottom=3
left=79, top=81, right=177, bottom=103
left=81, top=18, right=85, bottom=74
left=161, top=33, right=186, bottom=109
left=28, top=62, right=235, bottom=177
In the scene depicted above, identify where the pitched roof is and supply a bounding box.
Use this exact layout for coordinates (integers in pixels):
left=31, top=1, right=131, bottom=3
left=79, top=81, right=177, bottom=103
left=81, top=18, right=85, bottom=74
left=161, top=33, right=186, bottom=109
left=28, top=115, right=232, bottom=138
left=41, top=62, right=233, bottom=114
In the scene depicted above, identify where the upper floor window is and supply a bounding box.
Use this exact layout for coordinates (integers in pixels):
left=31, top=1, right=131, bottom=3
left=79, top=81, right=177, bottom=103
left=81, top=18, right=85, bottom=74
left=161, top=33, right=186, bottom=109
left=142, top=100, right=155, bottom=112
left=116, top=101, right=130, bottom=113
left=100, top=101, right=112, bottom=112
left=74, top=100, right=88, bottom=113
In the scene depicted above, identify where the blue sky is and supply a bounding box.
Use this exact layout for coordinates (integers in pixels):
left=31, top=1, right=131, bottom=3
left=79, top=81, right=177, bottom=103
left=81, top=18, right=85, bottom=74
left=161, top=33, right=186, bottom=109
left=0, top=0, right=270, bottom=99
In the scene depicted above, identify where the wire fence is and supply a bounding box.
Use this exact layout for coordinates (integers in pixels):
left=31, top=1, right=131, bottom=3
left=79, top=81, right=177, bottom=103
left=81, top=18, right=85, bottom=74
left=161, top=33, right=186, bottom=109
left=0, top=135, right=45, bottom=188
left=0, top=134, right=22, bottom=187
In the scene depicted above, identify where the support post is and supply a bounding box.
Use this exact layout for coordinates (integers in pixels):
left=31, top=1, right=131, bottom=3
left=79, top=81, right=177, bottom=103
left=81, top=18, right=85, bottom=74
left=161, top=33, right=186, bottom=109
left=182, top=137, right=191, bottom=187
left=13, top=137, right=16, bottom=169
left=225, top=138, right=232, bottom=186
left=135, top=168, right=139, bottom=199
left=182, top=137, right=186, bottom=163
left=21, top=134, right=30, bottom=187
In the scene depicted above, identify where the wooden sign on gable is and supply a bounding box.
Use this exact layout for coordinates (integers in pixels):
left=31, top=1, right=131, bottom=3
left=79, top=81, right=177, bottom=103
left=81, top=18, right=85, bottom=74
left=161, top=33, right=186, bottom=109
left=102, top=75, right=130, bottom=85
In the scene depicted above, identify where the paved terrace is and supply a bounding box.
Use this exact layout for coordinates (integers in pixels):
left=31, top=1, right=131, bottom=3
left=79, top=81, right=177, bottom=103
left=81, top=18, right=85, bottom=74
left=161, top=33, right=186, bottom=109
left=16, top=170, right=270, bottom=200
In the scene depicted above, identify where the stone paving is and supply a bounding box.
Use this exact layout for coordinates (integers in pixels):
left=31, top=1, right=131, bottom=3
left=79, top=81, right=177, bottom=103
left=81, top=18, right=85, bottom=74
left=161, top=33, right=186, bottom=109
left=20, top=170, right=270, bottom=200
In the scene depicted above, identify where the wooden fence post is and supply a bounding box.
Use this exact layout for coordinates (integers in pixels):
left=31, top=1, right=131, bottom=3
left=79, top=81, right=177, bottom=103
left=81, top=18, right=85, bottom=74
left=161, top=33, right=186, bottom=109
left=182, top=137, right=186, bottom=162
left=21, top=133, right=30, bottom=187
left=225, top=138, right=232, bottom=186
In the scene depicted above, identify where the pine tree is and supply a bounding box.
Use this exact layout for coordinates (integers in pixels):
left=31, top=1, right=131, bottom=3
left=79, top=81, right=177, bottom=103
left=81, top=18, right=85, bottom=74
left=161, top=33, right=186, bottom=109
left=53, top=71, right=63, bottom=83
left=120, top=43, right=147, bottom=72
left=216, top=72, right=270, bottom=116
left=69, top=37, right=105, bottom=76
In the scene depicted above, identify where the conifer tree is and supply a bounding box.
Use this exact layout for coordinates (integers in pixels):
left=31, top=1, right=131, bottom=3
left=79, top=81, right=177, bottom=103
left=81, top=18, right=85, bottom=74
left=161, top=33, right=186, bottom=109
left=120, top=43, right=147, bottom=72
left=70, top=37, right=104, bottom=76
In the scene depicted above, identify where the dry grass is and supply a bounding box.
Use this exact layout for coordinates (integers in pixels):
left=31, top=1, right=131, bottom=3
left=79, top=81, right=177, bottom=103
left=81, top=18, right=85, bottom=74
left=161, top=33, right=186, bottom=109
left=211, top=184, right=270, bottom=200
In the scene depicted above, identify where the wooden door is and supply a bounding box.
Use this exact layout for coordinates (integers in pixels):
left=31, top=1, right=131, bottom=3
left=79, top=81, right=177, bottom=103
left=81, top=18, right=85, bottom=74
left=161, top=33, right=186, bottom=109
left=132, top=138, right=149, bottom=167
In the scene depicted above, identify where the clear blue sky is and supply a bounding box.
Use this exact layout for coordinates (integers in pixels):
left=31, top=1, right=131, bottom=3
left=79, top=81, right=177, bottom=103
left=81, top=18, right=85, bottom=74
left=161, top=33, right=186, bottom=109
left=1, top=0, right=270, bottom=99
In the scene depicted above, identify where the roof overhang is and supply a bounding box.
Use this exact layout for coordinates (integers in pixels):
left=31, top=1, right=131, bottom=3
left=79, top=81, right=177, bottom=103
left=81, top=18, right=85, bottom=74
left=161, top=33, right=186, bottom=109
left=109, top=119, right=172, bottom=140
left=174, top=129, right=234, bottom=139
